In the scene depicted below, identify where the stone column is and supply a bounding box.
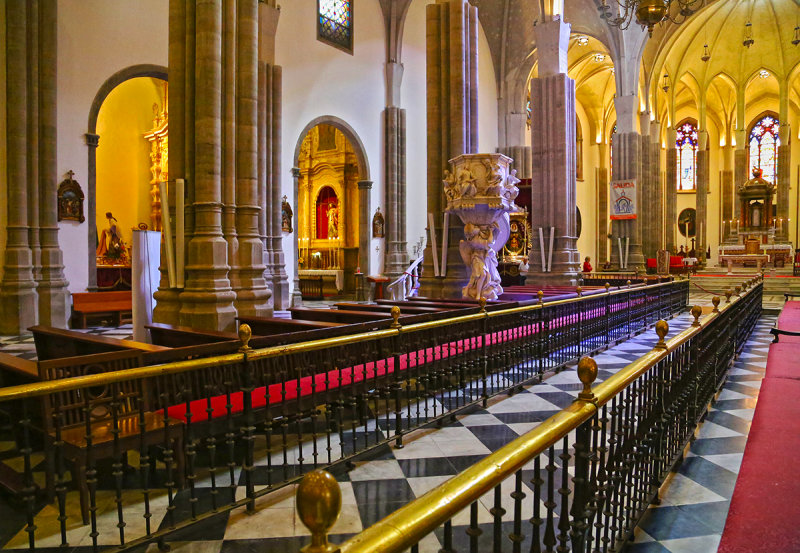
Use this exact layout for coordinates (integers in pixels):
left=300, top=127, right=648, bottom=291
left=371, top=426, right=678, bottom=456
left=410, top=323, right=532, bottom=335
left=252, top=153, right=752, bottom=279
left=609, top=131, right=643, bottom=269
left=721, top=143, right=734, bottom=243
left=497, top=146, right=532, bottom=179
left=733, top=128, right=747, bottom=229
left=221, top=0, right=238, bottom=274
left=525, top=18, right=579, bottom=283
left=597, top=142, right=609, bottom=263
left=0, top=0, right=38, bottom=334
left=650, top=120, right=663, bottom=252
left=231, top=0, right=270, bottom=317
left=290, top=167, right=303, bottom=308
left=696, top=131, right=709, bottom=264
left=358, top=180, right=372, bottom=275
left=665, top=127, right=677, bottom=252
left=179, top=0, right=237, bottom=331
left=639, top=113, right=653, bottom=258
left=384, top=106, right=408, bottom=278
left=26, top=1, right=41, bottom=284
left=777, top=125, right=790, bottom=243
left=37, top=0, right=69, bottom=327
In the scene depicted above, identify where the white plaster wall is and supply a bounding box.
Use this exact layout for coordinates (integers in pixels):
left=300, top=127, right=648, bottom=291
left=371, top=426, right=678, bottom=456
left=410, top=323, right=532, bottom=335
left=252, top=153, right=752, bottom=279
left=57, top=0, right=168, bottom=293
left=575, top=105, right=597, bottom=263
left=276, top=0, right=386, bottom=285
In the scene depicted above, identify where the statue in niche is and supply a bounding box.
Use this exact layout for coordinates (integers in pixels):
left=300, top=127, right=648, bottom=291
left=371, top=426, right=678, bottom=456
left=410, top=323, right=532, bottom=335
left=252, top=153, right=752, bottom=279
left=751, top=203, right=762, bottom=228
left=281, top=195, right=293, bottom=233
left=96, top=212, right=127, bottom=264
left=372, top=207, right=384, bottom=238
left=327, top=205, right=339, bottom=239
left=57, top=170, right=85, bottom=223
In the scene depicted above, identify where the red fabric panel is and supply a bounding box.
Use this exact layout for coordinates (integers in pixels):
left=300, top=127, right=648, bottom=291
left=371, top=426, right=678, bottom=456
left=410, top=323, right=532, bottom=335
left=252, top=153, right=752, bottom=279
left=765, top=344, right=800, bottom=380
left=646, top=259, right=657, bottom=268
left=718, top=378, right=800, bottom=553
left=777, top=301, right=800, bottom=331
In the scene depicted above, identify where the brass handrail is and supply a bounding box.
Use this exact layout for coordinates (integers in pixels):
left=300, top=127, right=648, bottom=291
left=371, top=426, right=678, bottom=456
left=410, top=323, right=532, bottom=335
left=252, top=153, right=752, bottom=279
left=312, top=277, right=760, bottom=553
left=0, top=278, right=690, bottom=402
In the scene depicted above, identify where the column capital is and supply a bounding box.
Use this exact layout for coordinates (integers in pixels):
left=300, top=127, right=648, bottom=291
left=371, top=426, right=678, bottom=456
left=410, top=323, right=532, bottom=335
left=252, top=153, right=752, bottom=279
left=533, top=18, right=570, bottom=77
left=357, top=180, right=373, bottom=190
left=84, top=133, right=100, bottom=148
left=613, top=95, right=638, bottom=134
left=290, top=167, right=301, bottom=178
left=698, top=129, right=709, bottom=150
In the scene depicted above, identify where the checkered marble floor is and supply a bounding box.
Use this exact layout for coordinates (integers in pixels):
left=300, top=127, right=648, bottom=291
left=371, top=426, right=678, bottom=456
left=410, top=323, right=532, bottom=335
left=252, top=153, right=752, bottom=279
left=0, top=303, right=767, bottom=553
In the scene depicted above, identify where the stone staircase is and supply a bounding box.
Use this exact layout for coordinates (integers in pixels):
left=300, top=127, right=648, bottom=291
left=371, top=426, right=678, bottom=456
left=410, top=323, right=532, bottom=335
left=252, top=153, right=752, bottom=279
left=690, top=268, right=800, bottom=296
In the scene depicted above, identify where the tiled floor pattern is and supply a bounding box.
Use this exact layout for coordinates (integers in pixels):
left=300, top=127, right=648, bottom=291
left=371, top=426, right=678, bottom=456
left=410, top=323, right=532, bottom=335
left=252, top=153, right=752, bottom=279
left=0, top=300, right=769, bottom=553
left=0, top=307, right=701, bottom=553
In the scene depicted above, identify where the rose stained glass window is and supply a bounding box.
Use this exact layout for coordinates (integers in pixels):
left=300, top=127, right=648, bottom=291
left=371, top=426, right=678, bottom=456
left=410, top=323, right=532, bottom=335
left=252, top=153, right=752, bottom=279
left=749, top=115, right=780, bottom=184
left=318, top=0, right=353, bottom=53
left=675, top=121, right=698, bottom=191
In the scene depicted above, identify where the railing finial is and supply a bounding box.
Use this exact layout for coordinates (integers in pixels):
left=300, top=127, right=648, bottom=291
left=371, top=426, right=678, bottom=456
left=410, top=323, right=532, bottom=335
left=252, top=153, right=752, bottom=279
left=537, top=290, right=544, bottom=304
left=654, top=319, right=669, bottom=350
left=604, top=282, right=611, bottom=293
left=626, top=280, right=632, bottom=288
left=712, top=296, right=720, bottom=313
left=390, top=305, right=402, bottom=329
left=238, top=323, right=252, bottom=352
left=479, top=297, right=487, bottom=313
left=297, top=470, right=342, bottom=553
left=576, top=286, right=583, bottom=297
left=577, top=356, right=598, bottom=402
left=691, top=305, right=702, bottom=327
left=725, top=289, right=733, bottom=303
left=735, top=285, right=741, bottom=297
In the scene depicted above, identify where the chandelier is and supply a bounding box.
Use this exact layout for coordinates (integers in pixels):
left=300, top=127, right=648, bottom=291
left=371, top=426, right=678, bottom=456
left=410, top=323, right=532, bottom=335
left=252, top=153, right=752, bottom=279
left=598, top=0, right=704, bottom=36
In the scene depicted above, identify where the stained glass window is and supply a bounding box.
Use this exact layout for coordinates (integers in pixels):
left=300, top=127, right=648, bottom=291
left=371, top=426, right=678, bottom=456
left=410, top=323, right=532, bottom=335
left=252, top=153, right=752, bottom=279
left=675, top=121, right=698, bottom=191
left=318, top=0, right=353, bottom=53
left=748, top=115, right=780, bottom=183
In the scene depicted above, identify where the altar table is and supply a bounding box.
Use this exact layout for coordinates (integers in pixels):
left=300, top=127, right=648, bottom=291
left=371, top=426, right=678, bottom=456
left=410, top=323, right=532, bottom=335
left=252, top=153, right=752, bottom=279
left=298, top=269, right=344, bottom=295
left=720, top=254, right=769, bottom=274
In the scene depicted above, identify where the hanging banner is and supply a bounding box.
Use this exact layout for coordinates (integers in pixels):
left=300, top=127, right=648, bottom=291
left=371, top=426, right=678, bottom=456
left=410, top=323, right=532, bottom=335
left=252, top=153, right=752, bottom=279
left=610, top=179, right=637, bottom=220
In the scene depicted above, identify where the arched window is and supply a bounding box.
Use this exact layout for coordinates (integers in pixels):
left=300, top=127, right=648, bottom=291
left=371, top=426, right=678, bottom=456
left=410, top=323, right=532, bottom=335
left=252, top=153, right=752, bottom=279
left=675, top=121, right=698, bottom=191
left=748, top=115, right=780, bottom=183
left=318, top=0, right=353, bottom=53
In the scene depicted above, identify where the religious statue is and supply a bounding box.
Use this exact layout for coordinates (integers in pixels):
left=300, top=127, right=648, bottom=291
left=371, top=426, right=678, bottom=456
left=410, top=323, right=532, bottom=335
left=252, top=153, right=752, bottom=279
left=372, top=207, right=384, bottom=238
left=96, top=212, right=127, bottom=263
left=281, top=195, right=293, bottom=233
left=460, top=222, right=503, bottom=301
left=327, top=205, right=338, bottom=239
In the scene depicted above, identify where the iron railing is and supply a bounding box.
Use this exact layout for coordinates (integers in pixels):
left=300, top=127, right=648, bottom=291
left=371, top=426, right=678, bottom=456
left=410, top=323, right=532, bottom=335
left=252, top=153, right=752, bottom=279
left=0, top=279, right=690, bottom=552
left=294, top=277, right=762, bottom=553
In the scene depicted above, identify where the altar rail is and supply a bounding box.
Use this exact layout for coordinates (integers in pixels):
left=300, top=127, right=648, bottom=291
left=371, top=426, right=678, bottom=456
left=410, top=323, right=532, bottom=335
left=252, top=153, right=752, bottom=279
left=301, top=277, right=762, bottom=553
left=0, top=279, right=689, bottom=552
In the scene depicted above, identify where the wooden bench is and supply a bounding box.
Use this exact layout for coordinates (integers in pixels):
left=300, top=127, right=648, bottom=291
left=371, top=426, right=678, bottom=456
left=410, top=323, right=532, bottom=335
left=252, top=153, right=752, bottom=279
left=333, top=302, right=451, bottom=315
left=71, top=291, right=133, bottom=328
left=146, top=322, right=241, bottom=348
left=30, top=326, right=169, bottom=361
left=290, top=307, right=392, bottom=324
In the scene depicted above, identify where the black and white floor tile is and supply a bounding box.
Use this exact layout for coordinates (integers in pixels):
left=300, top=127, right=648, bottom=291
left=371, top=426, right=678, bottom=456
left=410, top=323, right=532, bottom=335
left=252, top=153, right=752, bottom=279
left=0, top=301, right=772, bottom=553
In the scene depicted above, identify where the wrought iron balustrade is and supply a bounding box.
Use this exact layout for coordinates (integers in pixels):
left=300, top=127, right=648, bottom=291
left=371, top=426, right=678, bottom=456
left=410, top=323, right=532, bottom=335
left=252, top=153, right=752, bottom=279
left=0, top=279, right=689, bottom=552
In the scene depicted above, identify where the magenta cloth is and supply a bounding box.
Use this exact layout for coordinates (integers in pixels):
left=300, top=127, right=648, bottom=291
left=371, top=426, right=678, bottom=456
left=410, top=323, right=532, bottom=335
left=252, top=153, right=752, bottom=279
left=717, top=377, right=800, bottom=553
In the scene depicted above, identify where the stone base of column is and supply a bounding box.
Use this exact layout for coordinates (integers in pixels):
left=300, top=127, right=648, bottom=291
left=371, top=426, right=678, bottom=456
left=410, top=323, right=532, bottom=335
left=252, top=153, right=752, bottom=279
left=290, top=279, right=303, bottom=308
left=524, top=272, right=579, bottom=287
left=0, top=287, right=38, bottom=335
left=231, top=238, right=272, bottom=319
left=37, top=285, right=69, bottom=328
left=153, top=289, right=182, bottom=326
left=384, top=241, right=408, bottom=281
left=179, top=237, right=237, bottom=331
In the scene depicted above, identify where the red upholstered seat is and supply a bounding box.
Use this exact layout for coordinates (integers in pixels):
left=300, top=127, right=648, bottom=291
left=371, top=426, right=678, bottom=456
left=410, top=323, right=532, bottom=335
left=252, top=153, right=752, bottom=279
left=718, top=377, right=800, bottom=553
left=669, top=256, right=683, bottom=267
left=646, top=258, right=657, bottom=269
left=765, top=344, right=800, bottom=380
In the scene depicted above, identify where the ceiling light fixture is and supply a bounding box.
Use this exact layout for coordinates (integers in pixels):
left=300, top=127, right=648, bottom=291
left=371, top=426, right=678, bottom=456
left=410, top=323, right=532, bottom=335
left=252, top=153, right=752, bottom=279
left=597, top=0, right=704, bottom=37
left=662, top=74, right=670, bottom=93
left=743, top=21, right=754, bottom=48
left=593, top=53, right=606, bottom=62
left=759, top=69, right=770, bottom=79
left=575, top=35, right=590, bottom=46
left=701, top=43, right=710, bottom=62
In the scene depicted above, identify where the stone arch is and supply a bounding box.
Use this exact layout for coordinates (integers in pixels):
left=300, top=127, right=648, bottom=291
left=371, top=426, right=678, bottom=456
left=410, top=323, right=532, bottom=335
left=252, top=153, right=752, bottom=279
left=292, top=115, right=370, bottom=180
left=85, top=64, right=168, bottom=290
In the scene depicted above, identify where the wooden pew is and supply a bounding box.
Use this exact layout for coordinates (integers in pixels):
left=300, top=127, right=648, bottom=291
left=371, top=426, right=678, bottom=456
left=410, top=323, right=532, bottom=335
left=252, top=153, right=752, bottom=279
left=146, top=322, right=241, bottom=348
left=289, top=307, right=392, bottom=324
left=236, top=316, right=345, bottom=338
left=71, top=291, right=132, bottom=328
left=333, top=302, right=450, bottom=315
left=29, top=326, right=169, bottom=361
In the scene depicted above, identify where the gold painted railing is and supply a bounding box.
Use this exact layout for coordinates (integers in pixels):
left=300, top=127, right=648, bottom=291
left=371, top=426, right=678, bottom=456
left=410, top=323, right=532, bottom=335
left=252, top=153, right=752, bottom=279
left=295, top=276, right=763, bottom=553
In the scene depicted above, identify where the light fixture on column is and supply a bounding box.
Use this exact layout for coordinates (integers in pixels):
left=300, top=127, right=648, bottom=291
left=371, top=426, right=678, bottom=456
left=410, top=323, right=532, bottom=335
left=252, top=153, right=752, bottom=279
left=701, top=43, right=710, bottom=62
left=792, top=24, right=799, bottom=46
left=743, top=21, right=754, bottom=48
left=661, top=74, right=670, bottom=93
left=597, top=0, right=703, bottom=37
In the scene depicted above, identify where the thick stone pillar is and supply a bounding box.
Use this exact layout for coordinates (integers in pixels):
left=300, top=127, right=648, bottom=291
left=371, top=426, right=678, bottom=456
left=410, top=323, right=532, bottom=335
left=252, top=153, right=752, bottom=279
left=358, top=181, right=372, bottom=275
left=384, top=106, right=408, bottom=279
left=609, top=131, right=644, bottom=269
left=721, top=144, right=734, bottom=243
left=497, top=146, right=532, bottom=179
left=26, top=1, right=41, bottom=284
left=179, top=0, right=237, bottom=331
left=290, top=167, right=303, bottom=308
left=0, top=0, right=38, bottom=334
left=650, top=120, right=663, bottom=252
left=696, top=131, right=709, bottom=264
left=734, top=129, right=748, bottom=230
left=36, top=0, right=69, bottom=327
left=526, top=18, right=579, bottom=283
left=422, top=0, right=479, bottom=298
left=665, top=128, right=677, bottom=252
left=639, top=113, right=653, bottom=258
left=777, top=124, right=790, bottom=242
left=221, top=0, right=238, bottom=275
left=231, top=0, right=270, bottom=317
left=597, top=142, right=609, bottom=263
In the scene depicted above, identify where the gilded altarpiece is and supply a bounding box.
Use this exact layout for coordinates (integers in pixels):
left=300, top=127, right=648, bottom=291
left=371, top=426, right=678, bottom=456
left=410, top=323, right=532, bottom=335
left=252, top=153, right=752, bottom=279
left=144, top=99, right=168, bottom=232
left=297, top=125, right=360, bottom=293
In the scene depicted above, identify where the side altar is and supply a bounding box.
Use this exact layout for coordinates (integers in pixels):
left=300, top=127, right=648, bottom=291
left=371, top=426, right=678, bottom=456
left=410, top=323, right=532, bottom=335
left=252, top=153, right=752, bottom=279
left=719, top=167, right=792, bottom=270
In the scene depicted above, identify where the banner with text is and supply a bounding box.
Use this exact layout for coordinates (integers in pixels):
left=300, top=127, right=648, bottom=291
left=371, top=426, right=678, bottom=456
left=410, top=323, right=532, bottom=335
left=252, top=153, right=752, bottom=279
left=610, top=180, right=637, bottom=220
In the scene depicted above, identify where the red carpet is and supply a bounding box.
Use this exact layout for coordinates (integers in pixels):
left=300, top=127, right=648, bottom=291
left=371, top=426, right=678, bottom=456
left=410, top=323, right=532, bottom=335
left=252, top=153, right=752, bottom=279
left=765, top=344, right=800, bottom=380
left=718, top=377, right=800, bottom=553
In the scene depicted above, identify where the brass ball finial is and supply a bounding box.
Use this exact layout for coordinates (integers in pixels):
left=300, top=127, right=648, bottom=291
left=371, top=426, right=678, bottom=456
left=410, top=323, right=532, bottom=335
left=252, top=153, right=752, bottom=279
left=691, top=305, right=702, bottom=327
left=238, top=323, right=252, bottom=352
left=537, top=290, right=544, bottom=304
left=478, top=297, right=487, bottom=313
left=725, top=289, right=732, bottom=303
left=576, top=286, right=583, bottom=297
left=296, top=470, right=342, bottom=553
left=390, top=305, right=402, bottom=329
left=735, top=285, right=741, bottom=297
left=577, top=356, right=598, bottom=402
left=626, top=280, right=632, bottom=288
left=604, top=282, right=611, bottom=293
left=654, top=319, right=669, bottom=350
left=712, top=296, right=720, bottom=313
